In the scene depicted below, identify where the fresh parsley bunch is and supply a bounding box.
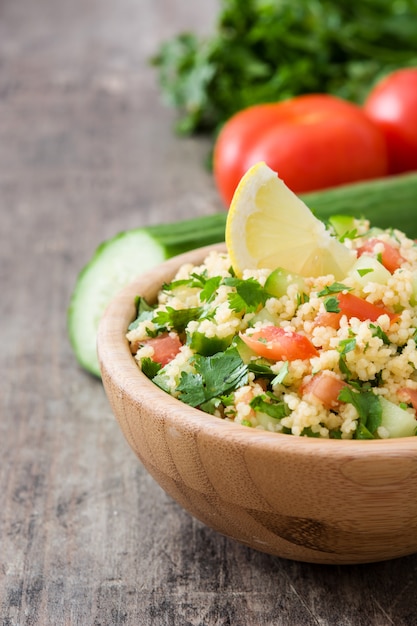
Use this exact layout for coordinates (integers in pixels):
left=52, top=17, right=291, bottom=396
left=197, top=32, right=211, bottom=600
left=152, top=0, right=417, bottom=135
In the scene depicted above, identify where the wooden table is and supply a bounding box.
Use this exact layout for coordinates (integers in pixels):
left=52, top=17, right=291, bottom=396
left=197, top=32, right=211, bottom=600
left=1, top=1, right=417, bottom=624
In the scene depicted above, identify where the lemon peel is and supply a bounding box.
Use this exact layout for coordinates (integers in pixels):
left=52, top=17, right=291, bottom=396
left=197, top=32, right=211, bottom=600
left=225, top=161, right=356, bottom=279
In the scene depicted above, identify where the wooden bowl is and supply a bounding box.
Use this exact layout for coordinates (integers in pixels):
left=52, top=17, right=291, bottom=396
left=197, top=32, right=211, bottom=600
left=97, top=244, right=417, bottom=564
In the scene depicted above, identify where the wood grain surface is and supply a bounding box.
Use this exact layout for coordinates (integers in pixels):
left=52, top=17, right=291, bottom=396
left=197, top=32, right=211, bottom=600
left=1, top=0, right=417, bottom=624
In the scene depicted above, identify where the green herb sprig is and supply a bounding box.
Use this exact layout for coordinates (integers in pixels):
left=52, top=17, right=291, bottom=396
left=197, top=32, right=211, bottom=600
left=152, top=0, right=417, bottom=136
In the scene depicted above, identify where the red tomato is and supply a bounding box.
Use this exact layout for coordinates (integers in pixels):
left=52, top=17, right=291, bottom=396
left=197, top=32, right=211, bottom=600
left=315, top=293, right=399, bottom=328
left=213, top=94, right=388, bottom=206
left=364, top=68, right=417, bottom=174
left=398, top=388, right=417, bottom=412
left=337, top=293, right=399, bottom=324
left=313, top=311, right=343, bottom=331
left=240, top=326, right=318, bottom=361
left=139, top=333, right=182, bottom=366
left=212, top=103, right=289, bottom=207
left=357, top=238, right=404, bottom=273
left=301, top=372, right=349, bottom=409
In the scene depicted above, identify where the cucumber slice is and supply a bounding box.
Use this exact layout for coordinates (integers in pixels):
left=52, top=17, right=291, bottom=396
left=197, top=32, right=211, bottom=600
left=67, top=214, right=227, bottom=377
left=68, top=230, right=167, bottom=377
left=379, top=397, right=417, bottom=438
left=328, top=214, right=356, bottom=238
left=264, top=267, right=307, bottom=298
left=233, top=335, right=258, bottom=364
left=347, top=254, right=391, bottom=290
left=248, top=308, right=277, bottom=327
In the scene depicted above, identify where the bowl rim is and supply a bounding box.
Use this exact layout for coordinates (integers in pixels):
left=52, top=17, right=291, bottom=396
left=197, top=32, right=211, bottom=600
left=97, top=243, right=417, bottom=457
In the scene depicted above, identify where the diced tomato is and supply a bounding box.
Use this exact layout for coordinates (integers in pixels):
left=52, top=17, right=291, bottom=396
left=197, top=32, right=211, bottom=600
left=337, top=292, right=399, bottom=324
left=313, top=311, right=343, bottom=330
left=314, top=292, right=399, bottom=329
left=398, top=388, right=417, bottom=412
left=357, top=238, right=404, bottom=273
left=139, top=333, right=182, bottom=366
left=240, top=325, right=318, bottom=361
left=301, top=371, right=349, bottom=409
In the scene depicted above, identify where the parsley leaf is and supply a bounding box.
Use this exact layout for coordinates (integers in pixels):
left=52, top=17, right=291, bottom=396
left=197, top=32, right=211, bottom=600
left=196, top=349, right=249, bottom=397
left=128, top=297, right=155, bottom=330
left=152, top=1, right=417, bottom=136
left=339, top=229, right=358, bottom=242
left=300, top=427, right=321, bottom=438
left=162, top=278, right=194, bottom=291
left=271, top=361, right=290, bottom=386
left=151, top=371, right=171, bottom=394
left=357, top=268, right=373, bottom=277
left=338, top=387, right=382, bottom=439
left=339, top=356, right=352, bottom=379
left=248, top=361, right=275, bottom=379
left=324, top=297, right=341, bottom=313
left=152, top=306, right=203, bottom=332
left=162, top=271, right=210, bottom=292
left=199, top=397, right=224, bottom=415
left=250, top=394, right=290, bottom=420
left=176, top=348, right=249, bottom=407
left=338, top=337, right=356, bottom=356
left=176, top=372, right=207, bottom=407
left=370, top=323, right=390, bottom=345
left=141, top=357, right=162, bottom=379
left=226, top=277, right=269, bottom=313
left=200, top=275, right=222, bottom=302
left=317, top=283, right=351, bottom=296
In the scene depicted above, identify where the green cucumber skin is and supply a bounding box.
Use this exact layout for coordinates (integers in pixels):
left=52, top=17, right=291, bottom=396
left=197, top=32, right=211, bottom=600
left=152, top=171, right=417, bottom=244
left=68, top=214, right=230, bottom=377
left=301, top=172, right=417, bottom=238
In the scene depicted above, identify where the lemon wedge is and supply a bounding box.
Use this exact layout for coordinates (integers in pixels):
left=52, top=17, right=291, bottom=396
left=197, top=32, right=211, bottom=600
left=225, top=162, right=356, bottom=279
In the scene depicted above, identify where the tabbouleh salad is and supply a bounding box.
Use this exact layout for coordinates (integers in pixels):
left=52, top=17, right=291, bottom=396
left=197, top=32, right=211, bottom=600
left=127, top=218, right=417, bottom=440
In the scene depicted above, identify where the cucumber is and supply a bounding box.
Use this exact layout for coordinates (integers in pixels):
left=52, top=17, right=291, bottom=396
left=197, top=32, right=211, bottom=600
left=264, top=267, right=307, bottom=298
left=302, top=172, right=417, bottom=237
left=379, top=397, right=417, bottom=438
left=68, top=214, right=228, bottom=377
left=328, top=214, right=356, bottom=238
left=233, top=335, right=257, bottom=364
left=347, top=255, right=391, bottom=290
left=68, top=171, right=417, bottom=377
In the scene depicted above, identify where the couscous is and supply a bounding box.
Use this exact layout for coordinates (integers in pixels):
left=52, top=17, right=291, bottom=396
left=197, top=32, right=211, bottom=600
left=127, top=219, right=417, bottom=439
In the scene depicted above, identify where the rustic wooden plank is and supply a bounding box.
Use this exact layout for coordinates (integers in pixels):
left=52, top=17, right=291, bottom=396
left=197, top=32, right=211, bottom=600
left=1, top=0, right=417, bottom=624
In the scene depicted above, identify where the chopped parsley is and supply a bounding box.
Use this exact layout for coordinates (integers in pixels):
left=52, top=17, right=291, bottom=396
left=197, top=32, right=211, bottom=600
left=300, top=426, right=322, bottom=438
left=271, top=361, right=290, bottom=386
left=339, top=356, right=353, bottom=379
left=225, top=277, right=269, bottom=314
left=338, top=387, right=382, bottom=439
left=140, top=357, right=162, bottom=379
left=357, top=268, right=373, bottom=277
left=317, top=283, right=351, bottom=297
left=250, top=394, right=290, bottom=420
left=128, top=296, right=155, bottom=330
left=248, top=361, right=276, bottom=379
left=370, top=323, right=390, bottom=345
left=152, top=305, right=203, bottom=333
left=339, top=229, right=358, bottom=242
left=338, top=337, right=356, bottom=356
left=324, top=297, right=341, bottom=313
left=200, top=276, right=222, bottom=302
left=176, top=348, right=249, bottom=407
